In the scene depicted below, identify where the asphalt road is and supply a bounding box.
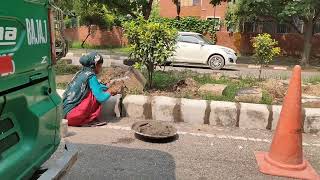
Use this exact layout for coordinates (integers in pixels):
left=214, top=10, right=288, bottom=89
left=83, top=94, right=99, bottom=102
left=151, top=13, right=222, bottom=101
left=59, top=118, right=320, bottom=180
left=63, top=55, right=320, bottom=80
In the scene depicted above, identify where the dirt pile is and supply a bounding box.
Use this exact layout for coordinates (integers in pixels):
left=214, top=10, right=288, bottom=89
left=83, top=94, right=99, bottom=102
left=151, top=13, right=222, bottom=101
left=137, top=121, right=176, bottom=137
left=100, top=66, right=129, bottom=83
left=172, top=78, right=199, bottom=95
left=304, top=84, right=320, bottom=96
left=261, top=79, right=287, bottom=99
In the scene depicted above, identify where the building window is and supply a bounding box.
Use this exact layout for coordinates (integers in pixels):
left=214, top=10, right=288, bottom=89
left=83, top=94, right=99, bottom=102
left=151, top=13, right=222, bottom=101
left=262, top=21, right=276, bottom=34
left=243, top=22, right=254, bottom=33
left=314, top=22, right=320, bottom=34
left=181, top=0, right=199, bottom=7
left=277, top=24, right=291, bottom=33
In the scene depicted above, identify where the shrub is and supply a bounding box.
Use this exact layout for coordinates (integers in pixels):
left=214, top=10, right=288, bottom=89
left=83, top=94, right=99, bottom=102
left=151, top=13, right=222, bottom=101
left=252, top=33, right=281, bottom=80
left=151, top=17, right=218, bottom=42
left=124, top=17, right=178, bottom=88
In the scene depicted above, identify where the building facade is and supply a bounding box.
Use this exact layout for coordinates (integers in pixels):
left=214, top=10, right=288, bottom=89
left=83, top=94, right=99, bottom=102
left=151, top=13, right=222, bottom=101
left=159, top=0, right=229, bottom=31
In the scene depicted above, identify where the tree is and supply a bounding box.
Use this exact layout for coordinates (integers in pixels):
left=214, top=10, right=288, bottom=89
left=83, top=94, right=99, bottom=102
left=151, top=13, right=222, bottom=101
left=252, top=33, right=281, bottom=80
left=98, top=0, right=154, bottom=19
left=172, top=0, right=181, bottom=20
left=56, top=0, right=118, bottom=48
left=124, top=17, right=178, bottom=88
left=210, top=0, right=320, bottom=66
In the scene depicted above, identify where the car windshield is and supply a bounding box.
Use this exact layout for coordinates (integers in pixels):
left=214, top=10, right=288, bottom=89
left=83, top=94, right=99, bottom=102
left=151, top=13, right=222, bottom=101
left=197, top=34, right=215, bottom=45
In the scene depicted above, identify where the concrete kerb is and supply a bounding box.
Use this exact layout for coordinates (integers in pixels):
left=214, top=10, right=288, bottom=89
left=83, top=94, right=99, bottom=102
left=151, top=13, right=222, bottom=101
left=122, top=95, right=320, bottom=135
left=55, top=88, right=320, bottom=134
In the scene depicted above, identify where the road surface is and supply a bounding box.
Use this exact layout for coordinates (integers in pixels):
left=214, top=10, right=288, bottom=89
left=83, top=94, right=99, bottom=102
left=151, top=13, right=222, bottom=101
left=63, top=55, right=320, bottom=80
left=59, top=118, right=320, bottom=180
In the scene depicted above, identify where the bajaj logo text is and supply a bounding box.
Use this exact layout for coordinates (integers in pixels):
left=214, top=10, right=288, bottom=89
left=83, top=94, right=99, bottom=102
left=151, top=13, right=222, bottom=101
left=0, top=27, right=17, bottom=46
left=25, top=18, right=48, bottom=45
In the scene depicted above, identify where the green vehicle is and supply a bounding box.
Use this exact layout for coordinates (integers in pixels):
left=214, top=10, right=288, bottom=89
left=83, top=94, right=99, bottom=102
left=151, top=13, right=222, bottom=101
left=0, top=0, right=62, bottom=179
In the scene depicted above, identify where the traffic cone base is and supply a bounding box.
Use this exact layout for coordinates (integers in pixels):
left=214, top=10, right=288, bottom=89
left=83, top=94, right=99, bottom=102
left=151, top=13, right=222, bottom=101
left=255, top=151, right=319, bottom=180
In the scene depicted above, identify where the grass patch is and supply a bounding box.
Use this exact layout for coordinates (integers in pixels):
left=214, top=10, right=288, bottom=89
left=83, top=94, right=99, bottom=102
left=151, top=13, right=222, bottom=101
left=152, top=71, right=185, bottom=90
left=70, top=41, right=130, bottom=55
left=70, top=41, right=120, bottom=49
left=304, top=76, right=320, bottom=85
left=150, top=70, right=264, bottom=103
left=261, top=91, right=273, bottom=105
left=54, top=60, right=81, bottom=75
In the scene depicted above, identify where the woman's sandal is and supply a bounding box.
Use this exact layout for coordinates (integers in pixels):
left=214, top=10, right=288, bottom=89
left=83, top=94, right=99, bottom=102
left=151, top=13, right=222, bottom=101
left=82, top=120, right=107, bottom=127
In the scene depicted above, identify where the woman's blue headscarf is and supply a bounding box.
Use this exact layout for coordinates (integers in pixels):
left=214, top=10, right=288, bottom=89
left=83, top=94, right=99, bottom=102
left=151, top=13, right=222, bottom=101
left=62, top=52, right=103, bottom=117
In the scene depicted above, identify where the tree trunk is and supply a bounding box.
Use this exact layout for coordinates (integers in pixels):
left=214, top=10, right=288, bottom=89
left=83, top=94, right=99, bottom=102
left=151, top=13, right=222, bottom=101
left=177, top=1, right=181, bottom=20
left=301, top=19, right=314, bottom=67
left=81, top=25, right=92, bottom=48
left=147, top=63, right=154, bottom=89
left=143, top=0, right=154, bottom=19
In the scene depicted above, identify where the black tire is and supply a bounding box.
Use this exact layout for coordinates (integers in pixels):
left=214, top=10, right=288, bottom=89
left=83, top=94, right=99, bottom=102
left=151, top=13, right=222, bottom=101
left=208, top=54, right=225, bottom=70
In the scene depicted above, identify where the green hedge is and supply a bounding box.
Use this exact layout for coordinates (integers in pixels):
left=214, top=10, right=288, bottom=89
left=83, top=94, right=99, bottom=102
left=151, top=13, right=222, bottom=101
left=150, top=17, right=218, bottom=40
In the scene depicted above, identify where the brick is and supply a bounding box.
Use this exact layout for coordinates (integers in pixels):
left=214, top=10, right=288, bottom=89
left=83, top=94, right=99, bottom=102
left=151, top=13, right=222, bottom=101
left=122, top=95, right=149, bottom=119
left=180, top=98, right=207, bottom=124
left=239, top=103, right=269, bottom=130
left=152, top=96, right=177, bottom=122
left=210, top=101, right=238, bottom=127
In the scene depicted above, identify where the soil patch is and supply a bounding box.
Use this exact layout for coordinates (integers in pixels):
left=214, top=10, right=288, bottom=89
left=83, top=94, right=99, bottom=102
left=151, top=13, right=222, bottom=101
left=135, top=121, right=176, bottom=137
left=304, top=84, right=320, bottom=96
left=100, top=66, right=129, bottom=83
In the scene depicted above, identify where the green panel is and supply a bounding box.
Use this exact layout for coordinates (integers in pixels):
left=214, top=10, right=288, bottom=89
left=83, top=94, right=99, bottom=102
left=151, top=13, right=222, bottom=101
left=0, top=79, right=61, bottom=180
left=0, top=0, right=52, bottom=92
left=0, top=133, right=19, bottom=154
left=0, top=0, right=62, bottom=179
left=0, top=118, right=14, bottom=134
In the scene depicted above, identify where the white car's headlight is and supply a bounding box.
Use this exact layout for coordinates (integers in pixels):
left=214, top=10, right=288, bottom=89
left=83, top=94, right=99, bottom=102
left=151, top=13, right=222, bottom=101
left=221, top=48, right=235, bottom=55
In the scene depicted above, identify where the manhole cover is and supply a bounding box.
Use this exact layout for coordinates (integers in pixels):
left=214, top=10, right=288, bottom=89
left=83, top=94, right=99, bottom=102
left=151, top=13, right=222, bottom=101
left=132, top=121, right=177, bottom=141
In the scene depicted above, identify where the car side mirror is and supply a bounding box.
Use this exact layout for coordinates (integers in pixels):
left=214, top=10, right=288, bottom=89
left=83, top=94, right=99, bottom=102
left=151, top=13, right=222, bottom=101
left=199, top=41, right=205, bottom=46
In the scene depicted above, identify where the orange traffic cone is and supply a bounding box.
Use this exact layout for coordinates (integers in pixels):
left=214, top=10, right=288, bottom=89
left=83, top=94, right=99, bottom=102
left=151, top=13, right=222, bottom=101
left=255, top=65, right=319, bottom=180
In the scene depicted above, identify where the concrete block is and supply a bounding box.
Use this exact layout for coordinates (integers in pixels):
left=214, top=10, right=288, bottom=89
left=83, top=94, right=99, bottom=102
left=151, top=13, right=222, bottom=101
left=271, top=105, right=282, bottom=130
left=152, top=96, right=177, bottom=122
left=122, top=95, right=149, bottom=119
left=98, top=94, right=122, bottom=121
left=273, top=66, right=287, bottom=70
left=56, top=89, right=64, bottom=98
left=210, top=101, right=238, bottom=127
left=235, top=88, right=262, bottom=104
left=248, top=65, right=261, bottom=69
left=180, top=98, right=207, bottom=124
left=239, top=103, right=269, bottom=130
left=198, top=84, right=227, bottom=96
left=60, top=119, right=68, bottom=138
left=304, top=108, right=320, bottom=134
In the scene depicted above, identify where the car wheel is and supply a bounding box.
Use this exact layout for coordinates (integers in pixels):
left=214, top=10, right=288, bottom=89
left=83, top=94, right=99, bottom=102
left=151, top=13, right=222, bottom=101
left=208, top=55, right=225, bottom=70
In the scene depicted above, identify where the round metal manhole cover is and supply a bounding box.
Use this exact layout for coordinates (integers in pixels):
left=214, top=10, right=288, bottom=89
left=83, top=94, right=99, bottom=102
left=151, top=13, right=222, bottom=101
left=131, top=121, right=177, bottom=141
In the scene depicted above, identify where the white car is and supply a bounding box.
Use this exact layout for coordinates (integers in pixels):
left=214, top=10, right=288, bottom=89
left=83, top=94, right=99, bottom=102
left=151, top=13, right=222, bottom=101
left=171, top=32, right=237, bottom=70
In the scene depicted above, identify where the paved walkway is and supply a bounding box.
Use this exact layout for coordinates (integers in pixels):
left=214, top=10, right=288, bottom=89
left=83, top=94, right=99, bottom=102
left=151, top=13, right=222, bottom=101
left=59, top=118, right=320, bottom=180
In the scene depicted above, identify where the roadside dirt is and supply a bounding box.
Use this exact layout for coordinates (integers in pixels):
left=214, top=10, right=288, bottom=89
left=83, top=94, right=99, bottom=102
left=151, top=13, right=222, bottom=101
left=55, top=66, right=320, bottom=107
left=137, top=121, right=176, bottom=137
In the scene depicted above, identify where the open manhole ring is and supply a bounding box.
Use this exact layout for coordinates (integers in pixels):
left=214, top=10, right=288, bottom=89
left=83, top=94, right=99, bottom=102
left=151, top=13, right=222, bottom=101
left=131, top=121, right=177, bottom=141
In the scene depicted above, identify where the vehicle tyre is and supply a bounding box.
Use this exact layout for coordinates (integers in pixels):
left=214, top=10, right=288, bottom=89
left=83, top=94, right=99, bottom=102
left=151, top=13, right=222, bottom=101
left=208, top=55, right=225, bottom=70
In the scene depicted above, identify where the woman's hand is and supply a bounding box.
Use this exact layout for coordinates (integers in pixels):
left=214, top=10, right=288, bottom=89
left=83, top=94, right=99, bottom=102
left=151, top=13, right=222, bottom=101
left=107, top=81, right=125, bottom=96
left=107, top=89, right=117, bottom=96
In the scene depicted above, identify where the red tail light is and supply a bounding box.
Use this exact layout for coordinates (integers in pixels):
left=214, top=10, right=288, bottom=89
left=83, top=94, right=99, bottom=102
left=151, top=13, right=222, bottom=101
left=48, top=9, right=56, bottom=64
left=0, top=56, right=15, bottom=76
